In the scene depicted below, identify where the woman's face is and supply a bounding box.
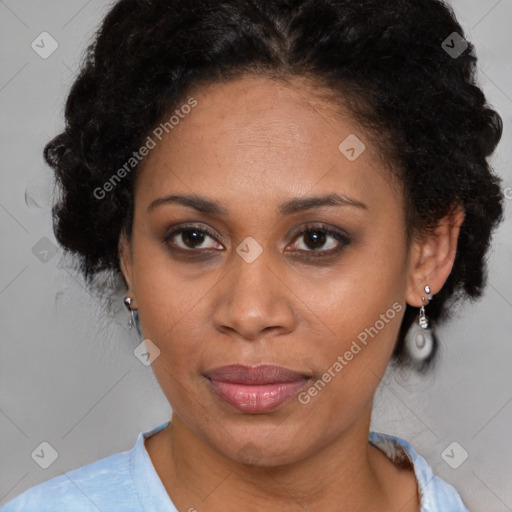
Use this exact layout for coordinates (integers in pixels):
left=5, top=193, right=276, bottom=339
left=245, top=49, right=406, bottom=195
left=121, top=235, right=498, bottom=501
left=120, top=75, right=417, bottom=465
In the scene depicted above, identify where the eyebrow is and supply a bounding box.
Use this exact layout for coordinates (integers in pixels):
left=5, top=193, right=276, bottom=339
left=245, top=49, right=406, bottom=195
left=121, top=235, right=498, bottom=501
left=147, top=193, right=367, bottom=215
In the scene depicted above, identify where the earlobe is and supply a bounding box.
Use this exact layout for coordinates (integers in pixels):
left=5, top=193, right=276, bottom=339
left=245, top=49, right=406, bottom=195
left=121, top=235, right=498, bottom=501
left=406, top=206, right=465, bottom=307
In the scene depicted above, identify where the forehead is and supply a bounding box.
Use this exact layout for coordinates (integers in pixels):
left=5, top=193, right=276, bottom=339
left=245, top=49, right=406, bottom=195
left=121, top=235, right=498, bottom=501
left=135, top=75, right=399, bottom=213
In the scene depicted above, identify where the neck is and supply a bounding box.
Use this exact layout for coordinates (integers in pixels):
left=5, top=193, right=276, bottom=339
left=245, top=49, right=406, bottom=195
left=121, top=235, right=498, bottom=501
left=144, top=403, right=416, bottom=511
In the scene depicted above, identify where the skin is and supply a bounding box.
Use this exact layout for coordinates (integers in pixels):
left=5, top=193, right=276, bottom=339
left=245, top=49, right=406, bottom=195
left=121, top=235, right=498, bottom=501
left=119, top=75, right=464, bottom=512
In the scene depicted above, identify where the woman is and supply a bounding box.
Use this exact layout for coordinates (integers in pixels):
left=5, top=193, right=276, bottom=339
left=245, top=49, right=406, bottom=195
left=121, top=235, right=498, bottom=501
left=2, top=0, right=504, bottom=510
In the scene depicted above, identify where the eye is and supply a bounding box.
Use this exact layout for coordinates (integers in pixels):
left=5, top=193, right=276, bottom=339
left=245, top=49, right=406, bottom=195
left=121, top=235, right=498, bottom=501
left=287, top=225, right=350, bottom=256
left=163, top=225, right=223, bottom=251
left=162, top=223, right=350, bottom=258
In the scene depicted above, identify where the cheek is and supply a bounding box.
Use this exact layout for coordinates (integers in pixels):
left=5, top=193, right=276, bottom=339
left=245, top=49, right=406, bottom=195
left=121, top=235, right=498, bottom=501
left=309, top=284, right=404, bottom=387
left=312, top=234, right=407, bottom=344
left=135, top=272, right=214, bottom=368
left=295, top=290, right=404, bottom=431
left=131, top=251, right=223, bottom=386
left=299, top=235, right=408, bottom=405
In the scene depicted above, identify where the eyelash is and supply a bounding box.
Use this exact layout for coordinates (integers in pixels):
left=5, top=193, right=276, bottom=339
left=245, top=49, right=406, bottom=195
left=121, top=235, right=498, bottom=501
left=162, top=223, right=350, bottom=259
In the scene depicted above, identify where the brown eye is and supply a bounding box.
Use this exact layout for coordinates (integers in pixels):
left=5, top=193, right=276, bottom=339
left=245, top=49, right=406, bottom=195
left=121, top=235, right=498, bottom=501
left=180, top=229, right=206, bottom=248
left=302, top=230, right=328, bottom=250
left=288, top=225, right=351, bottom=258
left=163, top=225, right=223, bottom=251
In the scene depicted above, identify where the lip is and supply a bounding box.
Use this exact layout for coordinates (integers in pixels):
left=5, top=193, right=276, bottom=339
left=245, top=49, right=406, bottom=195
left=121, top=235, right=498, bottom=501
left=204, top=364, right=311, bottom=413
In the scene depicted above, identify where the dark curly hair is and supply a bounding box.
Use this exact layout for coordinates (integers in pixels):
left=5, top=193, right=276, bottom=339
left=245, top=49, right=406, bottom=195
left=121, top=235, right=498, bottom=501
left=44, top=0, right=504, bottom=369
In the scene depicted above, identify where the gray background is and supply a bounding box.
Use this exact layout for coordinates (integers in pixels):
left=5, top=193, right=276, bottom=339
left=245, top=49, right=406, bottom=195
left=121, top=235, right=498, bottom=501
left=1, top=0, right=511, bottom=510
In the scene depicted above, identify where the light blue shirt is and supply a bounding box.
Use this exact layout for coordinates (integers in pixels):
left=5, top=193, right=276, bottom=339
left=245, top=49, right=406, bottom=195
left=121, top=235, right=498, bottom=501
left=1, top=421, right=469, bottom=511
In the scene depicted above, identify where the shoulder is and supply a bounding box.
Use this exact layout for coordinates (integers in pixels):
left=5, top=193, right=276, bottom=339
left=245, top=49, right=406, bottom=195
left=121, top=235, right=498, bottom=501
left=1, top=442, right=137, bottom=511
left=369, top=431, right=470, bottom=512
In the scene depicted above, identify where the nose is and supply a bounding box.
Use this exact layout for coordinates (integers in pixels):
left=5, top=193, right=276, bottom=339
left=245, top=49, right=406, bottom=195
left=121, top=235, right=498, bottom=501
left=212, top=246, right=296, bottom=342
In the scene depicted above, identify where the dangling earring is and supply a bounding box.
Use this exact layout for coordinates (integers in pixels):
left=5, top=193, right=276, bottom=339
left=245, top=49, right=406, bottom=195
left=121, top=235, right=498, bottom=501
left=418, top=285, right=433, bottom=329
left=405, top=285, right=435, bottom=365
left=124, top=296, right=141, bottom=337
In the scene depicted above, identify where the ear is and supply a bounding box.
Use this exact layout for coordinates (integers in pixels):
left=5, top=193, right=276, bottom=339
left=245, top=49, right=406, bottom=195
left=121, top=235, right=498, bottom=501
left=406, top=205, right=465, bottom=306
left=118, top=230, right=137, bottom=307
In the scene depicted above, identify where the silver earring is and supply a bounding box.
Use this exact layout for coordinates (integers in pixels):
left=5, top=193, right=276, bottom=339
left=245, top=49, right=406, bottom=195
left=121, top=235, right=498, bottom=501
left=124, top=296, right=141, bottom=337
left=418, top=285, right=432, bottom=329
left=405, top=285, right=435, bottom=365
left=404, top=322, right=435, bottom=365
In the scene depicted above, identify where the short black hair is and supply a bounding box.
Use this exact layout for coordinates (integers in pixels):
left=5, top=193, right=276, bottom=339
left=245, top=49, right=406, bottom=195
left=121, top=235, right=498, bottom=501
left=44, top=0, right=504, bottom=368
